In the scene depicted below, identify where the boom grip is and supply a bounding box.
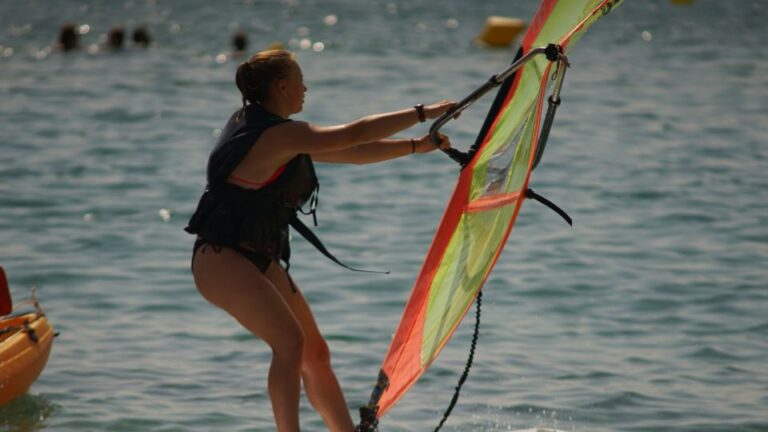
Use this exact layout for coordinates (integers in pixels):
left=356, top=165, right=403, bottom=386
left=427, top=46, right=553, bottom=168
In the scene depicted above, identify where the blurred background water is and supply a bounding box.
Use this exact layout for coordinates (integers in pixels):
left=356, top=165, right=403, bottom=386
left=1, top=0, right=766, bottom=430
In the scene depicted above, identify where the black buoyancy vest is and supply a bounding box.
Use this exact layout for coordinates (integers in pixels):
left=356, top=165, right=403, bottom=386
left=184, top=104, right=319, bottom=263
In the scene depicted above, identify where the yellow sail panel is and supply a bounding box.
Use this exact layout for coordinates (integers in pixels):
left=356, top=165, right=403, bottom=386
left=421, top=201, right=520, bottom=365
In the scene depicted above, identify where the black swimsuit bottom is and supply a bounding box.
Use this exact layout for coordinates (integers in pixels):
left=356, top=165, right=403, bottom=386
left=192, top=238, right=273, bottom=273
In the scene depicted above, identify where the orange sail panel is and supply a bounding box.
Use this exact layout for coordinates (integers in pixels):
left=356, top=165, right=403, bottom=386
left=371, top=0, right=624, bottom=419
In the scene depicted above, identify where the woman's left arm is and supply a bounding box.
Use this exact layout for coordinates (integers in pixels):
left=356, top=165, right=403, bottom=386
left=312, top=134, right=451, bottom=165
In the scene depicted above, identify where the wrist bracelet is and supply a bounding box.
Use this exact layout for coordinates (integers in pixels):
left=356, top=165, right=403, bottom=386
left=410, top=138, right=416, bottom=154
left=414, top=104, right=426, bottom=123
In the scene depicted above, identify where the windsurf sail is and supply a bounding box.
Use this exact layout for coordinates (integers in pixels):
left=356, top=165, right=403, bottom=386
left=358, top=0, right=623, bottom=429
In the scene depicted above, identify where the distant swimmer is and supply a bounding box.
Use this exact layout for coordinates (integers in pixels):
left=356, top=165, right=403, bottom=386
left=185, top=49, right=455, bottom=432
left=132, top=26, right=151, bottom=48
left=232, top=30, right=248, bottom=55
left=107, top=26, right=125, bottom=50
left=58, top=23, right=78, bottom=51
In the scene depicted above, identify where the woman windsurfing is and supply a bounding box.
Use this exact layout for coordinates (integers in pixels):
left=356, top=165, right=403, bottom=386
left=185, top=49, right=455, bottom=431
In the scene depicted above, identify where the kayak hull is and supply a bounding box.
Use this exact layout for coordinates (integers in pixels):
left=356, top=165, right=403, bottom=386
left=0, top=312, right=54, bottom=405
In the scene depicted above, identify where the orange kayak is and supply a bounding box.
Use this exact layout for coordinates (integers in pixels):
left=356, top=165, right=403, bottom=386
left=0, top=311, right=54, bottom=405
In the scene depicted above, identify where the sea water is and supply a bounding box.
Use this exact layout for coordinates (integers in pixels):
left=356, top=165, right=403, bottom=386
left=1, top=0, right=766, bottom=430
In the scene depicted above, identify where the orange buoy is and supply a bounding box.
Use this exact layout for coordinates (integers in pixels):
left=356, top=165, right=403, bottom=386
left=476, top=16, right=526, bottom=48
left=0, top=312, right=55, bottom=405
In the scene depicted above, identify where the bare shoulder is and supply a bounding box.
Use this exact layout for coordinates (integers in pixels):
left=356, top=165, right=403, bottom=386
left=257, top=120, right=309, bottom=155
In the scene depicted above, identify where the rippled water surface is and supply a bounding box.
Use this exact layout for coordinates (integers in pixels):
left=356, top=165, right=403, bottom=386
left=1, top=0, right=767, bottom=431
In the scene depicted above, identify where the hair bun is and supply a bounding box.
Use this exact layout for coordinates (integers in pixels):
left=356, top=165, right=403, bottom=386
left=235, top=50, right=295, bottom=107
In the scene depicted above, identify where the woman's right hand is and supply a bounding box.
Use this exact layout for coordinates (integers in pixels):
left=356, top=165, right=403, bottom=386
left=423, top=100, right=459, bottom=120
left=414, top=133, right=451, bottom=153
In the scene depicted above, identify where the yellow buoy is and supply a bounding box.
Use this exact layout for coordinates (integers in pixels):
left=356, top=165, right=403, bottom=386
left=476, top=16, right=526, bottom=48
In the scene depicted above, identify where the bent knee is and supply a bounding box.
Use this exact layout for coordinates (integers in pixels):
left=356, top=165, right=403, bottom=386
left=271, top=328, right=306, bottom=363
left=303, top=338, right=332, bottom=371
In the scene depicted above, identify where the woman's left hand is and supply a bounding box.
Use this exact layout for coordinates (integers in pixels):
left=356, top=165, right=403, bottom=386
left=424, top=100, right=459, bottom=120
left=414, top=133, right=451, bottom=153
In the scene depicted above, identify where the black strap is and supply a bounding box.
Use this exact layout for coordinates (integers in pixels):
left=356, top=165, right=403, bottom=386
left=289, top=216, right=389, bottom=274
left=526, top=188, right=573, bottom=226
left=297, top=184, right=320, bottom=226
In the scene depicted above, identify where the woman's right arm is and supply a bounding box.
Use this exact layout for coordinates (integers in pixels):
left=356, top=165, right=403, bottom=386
left=266, top=100, right=456, bottom=157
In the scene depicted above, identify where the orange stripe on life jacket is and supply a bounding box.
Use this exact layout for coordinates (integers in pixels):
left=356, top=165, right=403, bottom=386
left=228, top=164, right=287, bottom=189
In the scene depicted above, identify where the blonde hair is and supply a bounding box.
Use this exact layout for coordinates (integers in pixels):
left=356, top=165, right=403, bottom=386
left=235, top=49, right=296, bottom=107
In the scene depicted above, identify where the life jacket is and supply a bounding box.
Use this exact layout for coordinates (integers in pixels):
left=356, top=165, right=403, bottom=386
left=185, top=104, right=377, bottom=273
left=185, top=104, right=318, bottom=267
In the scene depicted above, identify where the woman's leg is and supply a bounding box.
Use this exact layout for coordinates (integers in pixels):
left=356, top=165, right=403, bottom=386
left=193, top=246, right=305, bottom=432
left=265, top=263, right=355, bottom=432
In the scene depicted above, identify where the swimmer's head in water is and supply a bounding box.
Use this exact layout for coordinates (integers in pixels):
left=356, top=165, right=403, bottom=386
left=232, top=31, right=248, bottom=52
left=59, top=23, right=78, bottom=51
left=108, top=26, right=125, bottom=50
left=132, top=26, right=151, bottom=47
